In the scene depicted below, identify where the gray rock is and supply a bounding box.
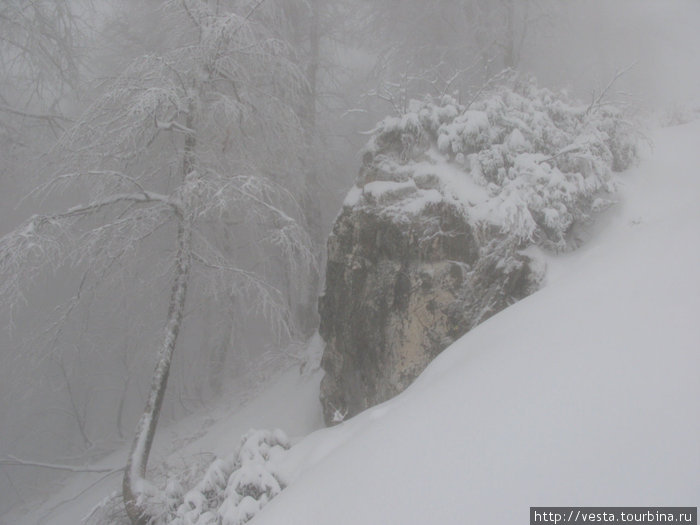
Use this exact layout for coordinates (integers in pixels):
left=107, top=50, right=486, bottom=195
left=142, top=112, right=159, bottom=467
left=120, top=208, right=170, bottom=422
left=318, top=165, right=542, bottom=425
left=317, top=86, right=636, bottom=425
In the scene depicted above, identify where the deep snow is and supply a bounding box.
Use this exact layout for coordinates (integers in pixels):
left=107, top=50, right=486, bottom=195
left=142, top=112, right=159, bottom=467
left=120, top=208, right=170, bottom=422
left=250, top=120, right=700, bottom=524
left=4, top=120, right=699, bottom=525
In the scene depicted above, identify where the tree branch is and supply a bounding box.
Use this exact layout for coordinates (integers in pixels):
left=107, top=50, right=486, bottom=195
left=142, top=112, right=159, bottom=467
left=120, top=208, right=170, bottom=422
left=0, top=103, right=72, bottom=125
left=0, top=455, right=121, bottom=474
left=585, top=62, right=638, bottom=116
left=27, top=171, right=151, bottom=204
left=155, top=118, right=195, bottom=135
left=537, top=144, right=584, bottom=165
left=56, top=191, right=180, bottom=219
left=38, top=469, right=123, bottom=525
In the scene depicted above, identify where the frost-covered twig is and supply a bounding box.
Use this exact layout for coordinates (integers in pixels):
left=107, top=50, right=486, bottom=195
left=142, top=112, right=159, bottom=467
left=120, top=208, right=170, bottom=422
left=585, top=62, right=638, bottom=117
left=58, top=191, right=180, bottom=218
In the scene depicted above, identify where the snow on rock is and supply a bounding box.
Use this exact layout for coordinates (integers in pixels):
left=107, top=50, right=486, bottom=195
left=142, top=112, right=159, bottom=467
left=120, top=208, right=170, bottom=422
left=318, top=79, right=639, bottom=425
left=359, top=79, right=638, bottom=246
left=251, top=119, right=700, bottom=525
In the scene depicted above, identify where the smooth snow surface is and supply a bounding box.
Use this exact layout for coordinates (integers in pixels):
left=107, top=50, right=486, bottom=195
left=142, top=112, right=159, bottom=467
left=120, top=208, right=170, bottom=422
left=252, top=121, right=700, bottom=524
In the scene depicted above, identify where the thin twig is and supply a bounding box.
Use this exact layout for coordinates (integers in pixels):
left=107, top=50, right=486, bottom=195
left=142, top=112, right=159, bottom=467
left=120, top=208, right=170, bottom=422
left=0, top=103, right=73, bottom=125
left=585, top=62, right=638, bottom=116
left=38, top=469, right=124, bottom=525
left=0, top=455, right=120, bottom=473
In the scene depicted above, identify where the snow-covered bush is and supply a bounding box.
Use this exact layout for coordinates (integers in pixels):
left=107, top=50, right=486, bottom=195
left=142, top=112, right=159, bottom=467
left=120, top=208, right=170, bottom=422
left=83, top=429, right=290, bottom=525
left=361, top=78, right=640, bottom=249
left=657, top=102, right=700, bottom=128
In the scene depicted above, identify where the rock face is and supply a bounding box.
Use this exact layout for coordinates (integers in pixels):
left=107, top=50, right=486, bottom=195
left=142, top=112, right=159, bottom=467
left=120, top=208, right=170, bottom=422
left=318, top=181, right=541, bottom=425
left=318, top=82, right=637, bottom=426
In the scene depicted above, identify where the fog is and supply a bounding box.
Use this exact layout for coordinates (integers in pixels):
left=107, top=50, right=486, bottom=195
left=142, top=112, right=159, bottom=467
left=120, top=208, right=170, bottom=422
left=529, top=0, right=700, bottom=107
left=0, top=0, right=698, bottom=520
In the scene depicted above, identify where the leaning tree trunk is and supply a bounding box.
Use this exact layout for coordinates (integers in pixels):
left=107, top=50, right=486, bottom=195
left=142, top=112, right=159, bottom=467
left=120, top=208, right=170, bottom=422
left=123, top=216, right=192, bottom=525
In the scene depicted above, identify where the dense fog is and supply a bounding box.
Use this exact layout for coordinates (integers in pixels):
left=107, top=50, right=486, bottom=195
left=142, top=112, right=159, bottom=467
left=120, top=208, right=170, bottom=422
left=0, top=0, right=698, bottom=520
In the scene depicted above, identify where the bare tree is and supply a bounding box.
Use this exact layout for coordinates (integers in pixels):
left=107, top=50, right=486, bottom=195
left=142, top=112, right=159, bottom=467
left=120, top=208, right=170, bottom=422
left=0, top=0, right=85, bottom=143
left=0, top=1, right=314, bottom=523
left=357, top=0, right=557, bottom=108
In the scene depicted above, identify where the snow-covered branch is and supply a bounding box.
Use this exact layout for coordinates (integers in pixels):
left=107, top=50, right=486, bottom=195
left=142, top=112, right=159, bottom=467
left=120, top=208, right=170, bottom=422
left=36, top=171, right=150, bottom=197
left=585, top=62, right=638, bottom=117
left=191, top=237, right=293, bottom=338
left=0, top=194, right=175, bottom=308
left=536, top=143, right=584, bottom=165
left=154, top=118, right=194, bottom=134
left=57, top=191, right=179, bottom=218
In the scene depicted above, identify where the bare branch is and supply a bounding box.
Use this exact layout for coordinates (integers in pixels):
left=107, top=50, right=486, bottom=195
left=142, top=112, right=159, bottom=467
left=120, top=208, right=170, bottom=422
left=537, top=144, right=584, bottom=165
left=0, top=102, right=73, bottom=127
left=585, top=62, right=638, bottom=117
left=0, top=456, right=121, bottom=474
left=38, top=470, right=123, bottom=525
left=25, top=171, right=151, bottom=205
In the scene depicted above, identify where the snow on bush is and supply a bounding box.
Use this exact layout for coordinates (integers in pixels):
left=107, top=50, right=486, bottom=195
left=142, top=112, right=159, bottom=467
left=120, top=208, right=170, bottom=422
left=361, top=78, right=639, bottom=249
left=83, top=429, right=290, bottom=525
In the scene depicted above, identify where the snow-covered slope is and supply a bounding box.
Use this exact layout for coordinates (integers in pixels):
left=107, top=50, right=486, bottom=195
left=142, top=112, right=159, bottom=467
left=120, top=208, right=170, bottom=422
left=6, top=121, right=698, bottom=525
left=251, top=121, right=700, bottom=524
left=3, top=367, right=323, bottom=525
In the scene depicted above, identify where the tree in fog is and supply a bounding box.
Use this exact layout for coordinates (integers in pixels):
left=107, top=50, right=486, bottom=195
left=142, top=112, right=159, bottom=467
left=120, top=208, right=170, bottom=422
left=0, top=0, right=83, bottom=143
left=0, top=1, right=314, bottom=523
left=0, top=2, right=87, bottom=515
left=360, top=0, right=555, bottom=110
left=254, top=0, right=348, bottom=335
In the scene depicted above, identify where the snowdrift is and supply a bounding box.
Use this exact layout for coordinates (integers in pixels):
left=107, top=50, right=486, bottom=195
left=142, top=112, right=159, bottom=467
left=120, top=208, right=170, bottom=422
left=252, top=121, right=700, bottom=524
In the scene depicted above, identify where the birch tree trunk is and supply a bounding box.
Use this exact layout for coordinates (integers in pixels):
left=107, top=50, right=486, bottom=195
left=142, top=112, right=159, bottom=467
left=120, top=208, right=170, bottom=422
left=122, top=215, right=192, bottom=525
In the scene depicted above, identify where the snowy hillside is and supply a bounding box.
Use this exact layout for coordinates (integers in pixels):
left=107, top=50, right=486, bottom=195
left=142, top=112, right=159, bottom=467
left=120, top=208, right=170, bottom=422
left=250, top=120, right=700, bottom=524
left=3, top=367, right=324, bottom=525
left=2, top=2, right=700, bottom=524
left=6, top=120, right=699, bottom=525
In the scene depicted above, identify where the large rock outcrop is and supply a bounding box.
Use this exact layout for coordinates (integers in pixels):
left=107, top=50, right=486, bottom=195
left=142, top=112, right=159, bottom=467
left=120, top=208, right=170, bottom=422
left=318, top=81, right=637, bottom=425
left=318, top=175, right=541, bottom=425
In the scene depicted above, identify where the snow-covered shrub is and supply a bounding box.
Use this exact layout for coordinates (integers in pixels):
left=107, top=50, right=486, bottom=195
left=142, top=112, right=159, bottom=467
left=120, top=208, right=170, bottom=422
left=166, top=429, right=289, bottom=525
left=658, top=102, right=700, bottom=128
left=83, top=429, right=290, bottom=525
left=361, top=78, right=639, bottom=249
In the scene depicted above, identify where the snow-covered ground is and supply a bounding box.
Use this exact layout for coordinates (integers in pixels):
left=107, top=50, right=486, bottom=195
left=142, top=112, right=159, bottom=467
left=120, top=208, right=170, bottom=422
left=2, top=367, right=324, bottom=525
left=250, top=120, right=700, bottom=524
left=5, top=120, right=699, bottom=524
